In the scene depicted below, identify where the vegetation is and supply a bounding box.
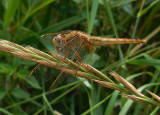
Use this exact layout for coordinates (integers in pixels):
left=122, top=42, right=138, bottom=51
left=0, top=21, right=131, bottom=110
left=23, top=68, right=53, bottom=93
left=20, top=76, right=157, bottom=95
left=0, top=0, right=160, bottom=114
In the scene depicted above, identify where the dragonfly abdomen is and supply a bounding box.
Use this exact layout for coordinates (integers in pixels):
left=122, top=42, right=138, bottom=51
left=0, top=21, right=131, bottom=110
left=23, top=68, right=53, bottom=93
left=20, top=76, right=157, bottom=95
left=89, top=37, right=147, bottom=46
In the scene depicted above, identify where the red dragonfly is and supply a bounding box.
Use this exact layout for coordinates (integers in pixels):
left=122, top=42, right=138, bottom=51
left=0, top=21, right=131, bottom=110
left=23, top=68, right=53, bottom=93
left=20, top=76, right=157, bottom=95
left=27, top=30, right=147, bottom=89
left=41, top=30, right=146, bottom=61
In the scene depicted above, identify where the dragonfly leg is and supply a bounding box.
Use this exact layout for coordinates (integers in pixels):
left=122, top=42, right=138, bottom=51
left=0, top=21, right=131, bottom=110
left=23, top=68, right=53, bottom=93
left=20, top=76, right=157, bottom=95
left=56, top=47, right=69, bottom=66
left=49, top=70, right=64, bottom=90
left=71, top=47, right=82, bottom=61
left=71, top=47, right=82, bottom=75
left=26, top=64, right=41, bottom=88
left=27, top=64, right=41, bottom=78
left=50, top=46, right=82, bottom=90
left=50, top=48, right=77, bottom=90
left=75, top=60, right=81, bottom=75
left=49, top=56, right=77, bottom=90
left=50, top=56, right=78, bottom=90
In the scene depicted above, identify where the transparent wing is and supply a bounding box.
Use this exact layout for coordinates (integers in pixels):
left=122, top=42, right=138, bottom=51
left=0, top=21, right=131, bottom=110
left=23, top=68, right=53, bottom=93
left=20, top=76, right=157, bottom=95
left=26, top=65, right=55, bottom=90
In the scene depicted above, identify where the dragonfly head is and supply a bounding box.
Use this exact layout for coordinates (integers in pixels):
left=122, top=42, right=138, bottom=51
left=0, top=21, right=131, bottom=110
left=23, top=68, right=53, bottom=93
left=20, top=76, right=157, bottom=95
left=53, top=34, right=63, bottom=52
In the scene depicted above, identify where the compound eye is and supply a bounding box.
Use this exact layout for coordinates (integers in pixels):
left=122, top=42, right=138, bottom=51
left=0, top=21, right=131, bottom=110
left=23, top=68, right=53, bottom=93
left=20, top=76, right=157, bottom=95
left=56, top=39, right=62, bottom=47
left=55, top=34, right=63, bottom=47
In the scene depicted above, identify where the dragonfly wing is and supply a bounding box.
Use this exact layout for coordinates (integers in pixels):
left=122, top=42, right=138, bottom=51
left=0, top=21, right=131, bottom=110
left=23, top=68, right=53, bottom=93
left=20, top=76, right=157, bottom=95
left=26, top=66, right=56, bottom=90
left=26, top=68, right=43, bottom=89
left=40, top=33, right=57, bottom=51
left=40, top=30, right=72, bottom=37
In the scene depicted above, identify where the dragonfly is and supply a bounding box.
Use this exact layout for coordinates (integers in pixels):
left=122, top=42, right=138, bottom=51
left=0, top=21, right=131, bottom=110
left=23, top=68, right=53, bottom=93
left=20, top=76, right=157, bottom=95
left=27, top=30, right=147, bottom=89
left=41, top=30, right=146, bottom=61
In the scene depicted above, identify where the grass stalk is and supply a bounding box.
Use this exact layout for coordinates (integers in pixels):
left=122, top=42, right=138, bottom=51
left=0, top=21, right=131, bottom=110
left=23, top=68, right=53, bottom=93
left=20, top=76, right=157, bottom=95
left=0, top=40, right=160, bottom=109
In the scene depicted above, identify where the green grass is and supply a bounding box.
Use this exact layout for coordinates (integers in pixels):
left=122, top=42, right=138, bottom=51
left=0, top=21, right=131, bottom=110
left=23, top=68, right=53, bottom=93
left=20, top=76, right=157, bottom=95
left=0, top=0, right=160, bottom=114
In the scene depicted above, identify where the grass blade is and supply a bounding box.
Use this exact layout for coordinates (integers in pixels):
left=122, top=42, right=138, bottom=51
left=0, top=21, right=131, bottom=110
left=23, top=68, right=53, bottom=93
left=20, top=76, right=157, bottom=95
left=21, top=0, right=56, bottom=24
left=88, top=0, right=99, bottom=34
left=104, top=0, right=123, bottom=60
left=126, top=0, right=146, bottom=57
left=81, top=94, right=112, bottom=115
left=34, top=83, right=81, bottom=114
left=0, top=108, right=13, bottom=115
left=104, top=91, right=119, bottom=115
left=3, top=0, right=19, bottom=31
left=40, top=15, right=86, bottom=34
left=86, top=0, right=90, bottom=31
left=111, top=0, right=136, bottom=8
left=138, top=0, right=160, bottom=17
left=42, top=94, right=54, bottom=114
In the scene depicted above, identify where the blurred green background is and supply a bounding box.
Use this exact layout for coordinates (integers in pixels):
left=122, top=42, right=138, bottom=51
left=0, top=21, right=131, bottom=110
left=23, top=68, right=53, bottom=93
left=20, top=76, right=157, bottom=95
left=0, top=0, right=160, bottom=114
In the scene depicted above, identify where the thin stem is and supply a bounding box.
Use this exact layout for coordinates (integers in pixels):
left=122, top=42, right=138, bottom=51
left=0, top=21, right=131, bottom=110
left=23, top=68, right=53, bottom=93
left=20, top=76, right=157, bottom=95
left=126, top=0, right=146, bottom=58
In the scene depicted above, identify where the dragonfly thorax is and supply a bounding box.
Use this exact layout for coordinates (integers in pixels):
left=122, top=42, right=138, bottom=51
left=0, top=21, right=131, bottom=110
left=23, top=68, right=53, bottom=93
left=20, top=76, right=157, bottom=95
left=53, top=34, right=64, bottom=52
